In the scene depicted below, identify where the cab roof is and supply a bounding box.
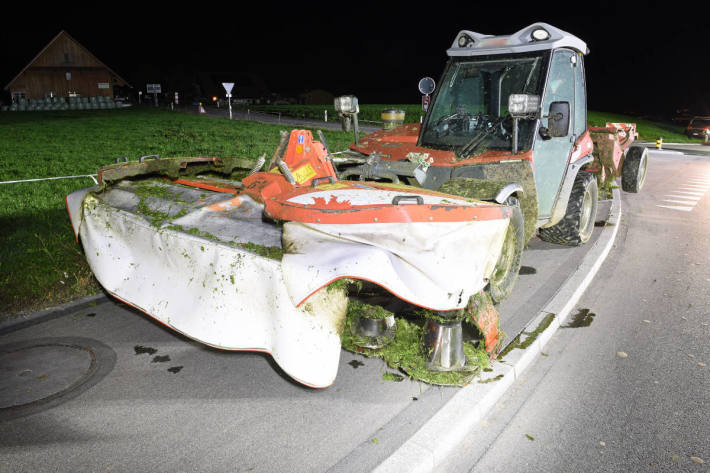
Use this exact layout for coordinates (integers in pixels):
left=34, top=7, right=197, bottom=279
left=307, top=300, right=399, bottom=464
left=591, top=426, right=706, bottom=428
left=447, top=22, right=588, bottom=57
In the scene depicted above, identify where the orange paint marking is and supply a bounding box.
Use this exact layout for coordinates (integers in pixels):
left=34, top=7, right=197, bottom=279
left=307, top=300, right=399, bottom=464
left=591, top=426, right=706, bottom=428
left=206, top=196, right=243, bottom=212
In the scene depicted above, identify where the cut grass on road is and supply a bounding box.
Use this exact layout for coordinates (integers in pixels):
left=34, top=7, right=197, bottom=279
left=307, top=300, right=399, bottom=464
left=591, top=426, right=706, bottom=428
left=0, top=108, right=355, bottom=316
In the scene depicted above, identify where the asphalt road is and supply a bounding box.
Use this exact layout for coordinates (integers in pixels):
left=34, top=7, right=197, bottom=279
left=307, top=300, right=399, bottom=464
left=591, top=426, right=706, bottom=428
left=0, top=219, right=610, bottom=473
left=440, top=150, right=710, bottom=472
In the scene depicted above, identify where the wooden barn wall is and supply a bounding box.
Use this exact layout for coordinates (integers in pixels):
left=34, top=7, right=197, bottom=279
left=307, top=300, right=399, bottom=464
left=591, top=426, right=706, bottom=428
left=11, top=70, right=116, bottom=98
left=9, top=33, right=127, bottom=99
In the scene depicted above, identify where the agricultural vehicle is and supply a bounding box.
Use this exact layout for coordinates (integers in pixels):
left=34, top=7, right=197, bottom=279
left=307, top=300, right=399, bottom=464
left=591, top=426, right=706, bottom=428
left=334, top=22, right=648, bottom=303
left=65, top=23, right=645, bottom=388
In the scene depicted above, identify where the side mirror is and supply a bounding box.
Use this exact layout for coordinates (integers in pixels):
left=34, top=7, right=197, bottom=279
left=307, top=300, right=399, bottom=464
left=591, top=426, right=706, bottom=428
left=547, top=101, right=570, bottom=137
left=418, top=77, right=436, bottom=95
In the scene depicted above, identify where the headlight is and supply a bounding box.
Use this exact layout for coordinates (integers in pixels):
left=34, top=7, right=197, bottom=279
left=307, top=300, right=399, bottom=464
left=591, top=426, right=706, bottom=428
left=334, top=95, right=359, bottom=114
left=531, top=28, right=550, bottom=41
left=508, top=94, right=540, bottom=117
left=457, top=34, right=474, bottom=48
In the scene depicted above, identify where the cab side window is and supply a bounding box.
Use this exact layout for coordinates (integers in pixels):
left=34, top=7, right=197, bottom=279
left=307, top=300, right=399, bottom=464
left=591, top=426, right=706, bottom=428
left=574, top=54, right=587, bottom=137
left=543, top=50, right=575, bottom=135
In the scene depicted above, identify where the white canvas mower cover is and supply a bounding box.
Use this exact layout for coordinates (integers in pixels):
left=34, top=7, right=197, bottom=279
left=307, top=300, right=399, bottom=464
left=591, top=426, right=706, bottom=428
left=66, top=130, right=511, bottom=387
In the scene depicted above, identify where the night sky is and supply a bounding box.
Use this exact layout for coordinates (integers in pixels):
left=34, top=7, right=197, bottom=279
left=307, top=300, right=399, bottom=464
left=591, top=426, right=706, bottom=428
left=2, top=3, right=708, bottom=118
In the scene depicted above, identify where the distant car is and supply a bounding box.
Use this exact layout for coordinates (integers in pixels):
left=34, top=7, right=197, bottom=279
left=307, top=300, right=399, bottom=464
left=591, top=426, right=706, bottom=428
left=686, top=117, right=710, bottom=138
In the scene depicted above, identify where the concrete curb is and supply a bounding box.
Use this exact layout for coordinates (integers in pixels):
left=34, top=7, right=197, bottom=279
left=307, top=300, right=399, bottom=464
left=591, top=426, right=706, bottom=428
left=0, top=293, right=107, bottom=336
left=373, top=188, right=622, bottom=473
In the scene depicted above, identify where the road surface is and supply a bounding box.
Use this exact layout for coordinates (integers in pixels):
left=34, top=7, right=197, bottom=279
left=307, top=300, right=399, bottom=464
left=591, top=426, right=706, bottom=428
left=441, top=149, right=710, bottom=472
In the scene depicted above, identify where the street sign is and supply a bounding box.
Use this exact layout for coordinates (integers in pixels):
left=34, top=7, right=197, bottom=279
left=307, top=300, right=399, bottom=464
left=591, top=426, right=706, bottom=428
left=222, top=82, right=235, bottom=120
left=222, top=82, right=234, bottom=96
left=422, top=94, right=430, bottom=111
left=146, top=84, right=162, bottom=94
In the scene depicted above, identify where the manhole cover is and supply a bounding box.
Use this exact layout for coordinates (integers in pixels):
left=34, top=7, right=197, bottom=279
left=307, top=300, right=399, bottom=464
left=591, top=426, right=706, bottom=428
left=0, top=337, right=115, bottom=420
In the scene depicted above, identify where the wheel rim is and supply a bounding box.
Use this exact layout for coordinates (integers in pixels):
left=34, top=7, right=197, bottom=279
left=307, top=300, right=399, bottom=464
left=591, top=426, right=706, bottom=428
left=579, top=186, right=594, bottom=240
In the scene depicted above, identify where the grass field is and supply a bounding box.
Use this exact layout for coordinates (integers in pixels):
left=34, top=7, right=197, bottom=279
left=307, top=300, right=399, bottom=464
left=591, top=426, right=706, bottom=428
left=0, top=107, right=698, bottom=316
left=586, top=111, right=695, bottom=143
left=0, top=108, right=355, bottom=316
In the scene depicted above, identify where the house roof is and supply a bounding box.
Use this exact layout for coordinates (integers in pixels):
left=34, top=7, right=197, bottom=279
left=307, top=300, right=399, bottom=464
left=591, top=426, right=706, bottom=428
left=4, top=30, right=131, bottom=90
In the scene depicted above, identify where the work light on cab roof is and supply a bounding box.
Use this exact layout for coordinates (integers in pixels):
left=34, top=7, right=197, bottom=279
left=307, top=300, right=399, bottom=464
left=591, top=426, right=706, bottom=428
left=448, top=22, right=589, bottom=56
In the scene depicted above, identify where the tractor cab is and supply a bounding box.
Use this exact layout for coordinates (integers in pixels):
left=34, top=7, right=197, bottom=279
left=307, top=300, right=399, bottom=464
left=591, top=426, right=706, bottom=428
left=419, top=23, right=590, bottom=220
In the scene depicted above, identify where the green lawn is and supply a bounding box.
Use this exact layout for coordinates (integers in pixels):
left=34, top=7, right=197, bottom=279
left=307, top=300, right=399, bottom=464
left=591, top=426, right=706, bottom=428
left=587, top=111, right=694, bottom=143
left=0, top=108, right=354, bottom=315
left=0, top=107, right=697, bottom=316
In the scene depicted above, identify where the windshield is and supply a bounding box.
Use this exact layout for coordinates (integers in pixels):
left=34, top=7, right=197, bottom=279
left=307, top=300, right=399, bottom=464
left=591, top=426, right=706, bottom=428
left=420, top=53, right=547, bottom=157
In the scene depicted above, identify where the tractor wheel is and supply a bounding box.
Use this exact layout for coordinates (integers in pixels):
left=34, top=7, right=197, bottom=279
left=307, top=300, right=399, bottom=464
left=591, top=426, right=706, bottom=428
left=487, top=196, right=524, bottom=304
left=621, top=146, right=649, bottom=193
left=538, top=172, right=598, bottom=247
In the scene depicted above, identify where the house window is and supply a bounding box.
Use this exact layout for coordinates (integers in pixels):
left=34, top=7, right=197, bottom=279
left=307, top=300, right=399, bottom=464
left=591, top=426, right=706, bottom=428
left=66, top=72, right=72, bottom=80
left=64, top=53, right=72, bottom=63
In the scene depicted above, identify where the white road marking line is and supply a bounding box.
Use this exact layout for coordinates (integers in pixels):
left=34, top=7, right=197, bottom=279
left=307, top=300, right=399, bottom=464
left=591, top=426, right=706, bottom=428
left=666, top=195, right=702, bottom=201
left=663, top=199, right=698, bottom=205
left=672, top=190, right=705, bottom=196
left=656, top=205, right=693, bottom=211
left=680, top=188, right=709, bottom=192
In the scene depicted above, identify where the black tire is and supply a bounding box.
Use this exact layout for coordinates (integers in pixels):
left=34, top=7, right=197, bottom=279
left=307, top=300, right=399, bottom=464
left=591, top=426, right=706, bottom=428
left=487, top=196, right=524, bottom=304
left=621, top=146, right=648, bottom=193
left=538, top=172, right=598, bottom=247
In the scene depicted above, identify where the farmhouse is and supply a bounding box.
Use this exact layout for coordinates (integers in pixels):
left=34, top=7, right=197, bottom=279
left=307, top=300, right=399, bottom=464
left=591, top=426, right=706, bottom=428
left=4, top=30, right=130, bottom=102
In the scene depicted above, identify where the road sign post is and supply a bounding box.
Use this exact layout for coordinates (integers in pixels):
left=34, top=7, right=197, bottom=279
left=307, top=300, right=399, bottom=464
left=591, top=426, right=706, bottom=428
left=147, top=84, right=162, bottom=108
left=222, top=82, right=234, bottom=120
